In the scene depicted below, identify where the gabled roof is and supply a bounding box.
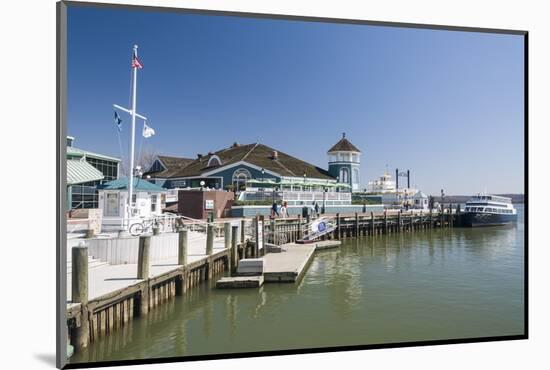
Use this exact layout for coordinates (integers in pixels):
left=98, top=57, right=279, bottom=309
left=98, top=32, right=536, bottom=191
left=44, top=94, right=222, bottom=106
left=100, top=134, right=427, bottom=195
left=169, top=143, right=334, bottom=180
left=67, top=146, right=121, bottom=162
left=327, top=134, right=361, bottom=153
left=67, top=160, right=104, bottom=185
left=144, top=155, right=195, bottom=178
left=98, top=177, right=165, bottom=192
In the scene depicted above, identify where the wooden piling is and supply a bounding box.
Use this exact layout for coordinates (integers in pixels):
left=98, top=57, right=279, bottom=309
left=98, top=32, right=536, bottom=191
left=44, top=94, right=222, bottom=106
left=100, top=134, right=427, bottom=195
left=206, top=224, right=214, bottom=255
left=137, top=235, right=151, bottom=316
left=270, top=219, right=276, bottom=244
left=137, top=235, right=150, bottom=280
left=231, top=226, right=238, bottom=275
left=224, top=222, right=231, bottom=249
left=354, top=213, right=359, bottom=237
left=178, top=229, right=188, bottom=266
left=240, top=219, right=245, bottom=245
left=298, top=215, right=303, bottom=240
left=72, top=245, right=89, bottom=351
left=398, top=211, right=402, bottom=232
left=336, top=213, right=341, bottom=239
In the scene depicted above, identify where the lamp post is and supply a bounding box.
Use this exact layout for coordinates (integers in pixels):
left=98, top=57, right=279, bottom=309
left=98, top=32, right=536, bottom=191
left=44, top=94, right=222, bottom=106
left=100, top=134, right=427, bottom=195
left=322, top=187, right=327, bottom=214
left=200, top=180, right=205, bottom=191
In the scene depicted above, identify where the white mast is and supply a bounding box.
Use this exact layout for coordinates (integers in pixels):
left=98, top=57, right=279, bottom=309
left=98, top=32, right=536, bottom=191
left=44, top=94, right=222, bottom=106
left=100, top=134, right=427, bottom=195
left=113, top=45, right=147, bottom=230
left=128, top=44, right=138, bottom=223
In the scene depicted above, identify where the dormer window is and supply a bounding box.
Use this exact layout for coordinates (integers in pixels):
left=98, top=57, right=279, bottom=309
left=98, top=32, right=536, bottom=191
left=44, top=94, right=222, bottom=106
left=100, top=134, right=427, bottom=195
left=207, top=155, right=222, bottom=167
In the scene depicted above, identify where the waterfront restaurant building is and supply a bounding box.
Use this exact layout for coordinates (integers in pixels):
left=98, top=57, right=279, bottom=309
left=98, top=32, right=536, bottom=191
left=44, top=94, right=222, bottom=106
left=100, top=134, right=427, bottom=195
left=144, top=135, right=370, bottom=215
left=66, top=136, right=121, bottom=209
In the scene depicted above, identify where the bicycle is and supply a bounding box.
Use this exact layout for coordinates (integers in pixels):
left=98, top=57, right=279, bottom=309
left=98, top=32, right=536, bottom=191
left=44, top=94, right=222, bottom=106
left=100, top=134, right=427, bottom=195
left=129, top=217, right=164, bottom=236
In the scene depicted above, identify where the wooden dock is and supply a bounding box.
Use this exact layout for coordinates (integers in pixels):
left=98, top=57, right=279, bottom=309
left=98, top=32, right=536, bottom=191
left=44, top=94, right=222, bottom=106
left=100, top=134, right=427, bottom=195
left=263, top=243, right=316, bottom=282
left=66, top=224, right=259, bottom=356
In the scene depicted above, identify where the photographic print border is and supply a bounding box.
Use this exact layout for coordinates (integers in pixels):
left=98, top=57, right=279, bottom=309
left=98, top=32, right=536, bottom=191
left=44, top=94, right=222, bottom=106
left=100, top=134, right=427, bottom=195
left=56, top=1, right=528, bottom=368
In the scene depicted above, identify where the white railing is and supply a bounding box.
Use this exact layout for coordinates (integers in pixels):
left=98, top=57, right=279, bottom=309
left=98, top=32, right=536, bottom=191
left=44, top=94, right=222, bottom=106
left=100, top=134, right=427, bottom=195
left=240, top=190, right=352, bottom=203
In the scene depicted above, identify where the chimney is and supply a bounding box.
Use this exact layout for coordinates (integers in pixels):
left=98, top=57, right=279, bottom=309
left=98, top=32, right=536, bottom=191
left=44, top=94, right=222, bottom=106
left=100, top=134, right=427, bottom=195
left=197, top=153, right=203, bottom=160
left=272, top=150, right=278, bottom=160
left=231, top=142, right=240, bottom=148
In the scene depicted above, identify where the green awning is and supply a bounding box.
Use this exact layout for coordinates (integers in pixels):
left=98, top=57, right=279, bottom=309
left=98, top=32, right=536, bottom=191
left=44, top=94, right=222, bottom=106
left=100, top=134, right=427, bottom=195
left=67, top=160, right=104, bottom=185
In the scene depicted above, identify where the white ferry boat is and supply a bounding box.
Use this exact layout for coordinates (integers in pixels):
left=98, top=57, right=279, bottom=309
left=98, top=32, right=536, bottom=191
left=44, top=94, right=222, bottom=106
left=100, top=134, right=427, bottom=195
left=462, top=194, right=517, bottom=227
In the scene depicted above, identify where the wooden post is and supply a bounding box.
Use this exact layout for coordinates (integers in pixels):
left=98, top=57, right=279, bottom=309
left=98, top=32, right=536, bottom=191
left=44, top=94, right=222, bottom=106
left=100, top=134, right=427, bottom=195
left=398, top=211, right=402, bottom=232
left=85, top=229, right=94, bottom=239
left=298, top=215, right=303, bottom=240
left=270, top=219, right=276, bottom=244
left=336, top=213, right=341, bottom=240
left=178, top=229, right=188, bottom=266
left=206, top=224, right=214, bottom=255
left=456, top=204, right=461, bottom=227
left=240, top=219, right=245, bottom=245
left=449, top=203, right=453, bottom=227
left=224, top=222, right=231, bottom=250
left=137, top=235, right=151, bottom=316
left=71, top=245, right=89, bottom=351
left=252, top=216, right=260, bottom=258
left=224, top=222, right=232, bottom=271
left=231, top=226, right=238, bottom=275
left=137, top=235, right=150, bottom=279
left=384, top=211, right=388, bottom=234
left=354, top=213, right=359, bottom=237
left=429, top=209, right=433, bottom=228
left=440, top=207, right=444, bottom=228
left=370, top=211, right=375, bottom=236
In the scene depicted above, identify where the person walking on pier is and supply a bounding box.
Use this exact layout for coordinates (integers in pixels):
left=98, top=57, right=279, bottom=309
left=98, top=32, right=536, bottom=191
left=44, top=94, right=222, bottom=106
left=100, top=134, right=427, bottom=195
left=280, top=201, right=288, bottom=218
left=271, top=201, right=280, bottom=218
left=314, top=201, right=319, bottom=217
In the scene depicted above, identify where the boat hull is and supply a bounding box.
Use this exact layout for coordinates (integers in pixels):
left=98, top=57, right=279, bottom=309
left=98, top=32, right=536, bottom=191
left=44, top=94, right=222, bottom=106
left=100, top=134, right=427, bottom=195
left=461, top=212, right=517, bottom=227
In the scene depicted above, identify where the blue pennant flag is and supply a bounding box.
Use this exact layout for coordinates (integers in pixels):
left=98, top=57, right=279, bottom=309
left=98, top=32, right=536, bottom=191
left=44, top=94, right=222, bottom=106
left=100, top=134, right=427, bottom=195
left=114, top=111, right=122, bottom=132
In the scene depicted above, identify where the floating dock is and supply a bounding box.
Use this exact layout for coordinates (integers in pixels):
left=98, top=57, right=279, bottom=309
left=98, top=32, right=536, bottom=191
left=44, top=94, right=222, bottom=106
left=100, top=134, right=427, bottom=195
left=263, top=243, right=316, bottom=282
left=216, top=275, right=264, bottom=288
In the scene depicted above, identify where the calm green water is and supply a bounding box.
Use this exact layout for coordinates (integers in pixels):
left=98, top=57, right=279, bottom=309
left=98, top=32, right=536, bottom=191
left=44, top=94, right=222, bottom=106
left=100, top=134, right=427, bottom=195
left=72, top=205, right=525, bottom=364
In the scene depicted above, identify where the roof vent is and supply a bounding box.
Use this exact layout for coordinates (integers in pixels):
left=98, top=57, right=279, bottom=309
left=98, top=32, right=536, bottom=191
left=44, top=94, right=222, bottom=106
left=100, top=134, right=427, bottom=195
left=272, top=150, right=278, bottom=160
left=197, top=153, right=203, bottom=160
left=231, top=142, right=240, bottom=148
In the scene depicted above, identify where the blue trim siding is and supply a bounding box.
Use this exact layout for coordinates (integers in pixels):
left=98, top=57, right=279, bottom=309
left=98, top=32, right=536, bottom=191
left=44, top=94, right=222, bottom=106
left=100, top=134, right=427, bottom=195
left=158, top=164, right=282, bottom=190
left=328, top=163, right=359, bottom=191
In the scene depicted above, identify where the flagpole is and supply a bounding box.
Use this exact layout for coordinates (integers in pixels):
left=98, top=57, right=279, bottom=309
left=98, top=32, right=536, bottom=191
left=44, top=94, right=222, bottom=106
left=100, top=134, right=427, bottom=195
left=128, top=44, right=138, bottom=226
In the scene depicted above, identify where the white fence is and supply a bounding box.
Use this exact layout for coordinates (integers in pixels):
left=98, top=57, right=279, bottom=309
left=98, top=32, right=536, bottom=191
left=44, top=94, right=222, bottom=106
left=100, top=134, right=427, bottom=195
left=83, top=231, right=226, bottom=265
left=241, top=190, right=351, bottom=204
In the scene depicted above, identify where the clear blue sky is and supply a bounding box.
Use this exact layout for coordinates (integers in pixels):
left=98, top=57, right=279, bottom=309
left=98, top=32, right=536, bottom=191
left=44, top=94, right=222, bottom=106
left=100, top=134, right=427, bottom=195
left=67, top=5, right=524, bottom=195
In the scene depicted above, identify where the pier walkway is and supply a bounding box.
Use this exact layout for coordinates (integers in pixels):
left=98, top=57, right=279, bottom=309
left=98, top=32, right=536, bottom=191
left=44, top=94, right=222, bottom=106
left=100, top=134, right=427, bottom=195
left=67, top=234, right=226, bottom=302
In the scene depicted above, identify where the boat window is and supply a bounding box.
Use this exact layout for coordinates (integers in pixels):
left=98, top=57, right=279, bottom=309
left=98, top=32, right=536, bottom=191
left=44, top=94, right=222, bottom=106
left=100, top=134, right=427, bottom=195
left=476, top=207, right=483, bottom=212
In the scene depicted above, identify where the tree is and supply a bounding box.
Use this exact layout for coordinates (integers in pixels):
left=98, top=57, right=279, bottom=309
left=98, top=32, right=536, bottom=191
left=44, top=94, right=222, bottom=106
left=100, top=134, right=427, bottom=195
left=118, top=145, right=158, bottom=177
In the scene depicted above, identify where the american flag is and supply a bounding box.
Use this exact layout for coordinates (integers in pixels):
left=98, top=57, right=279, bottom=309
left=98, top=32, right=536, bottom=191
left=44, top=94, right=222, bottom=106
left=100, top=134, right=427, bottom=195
left=131, top=51, right=143, bottom=69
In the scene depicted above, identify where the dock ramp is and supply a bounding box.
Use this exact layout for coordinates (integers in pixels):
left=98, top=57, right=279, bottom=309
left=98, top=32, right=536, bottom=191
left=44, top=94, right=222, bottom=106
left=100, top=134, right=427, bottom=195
left=297, top=216, right=336, bottom=243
